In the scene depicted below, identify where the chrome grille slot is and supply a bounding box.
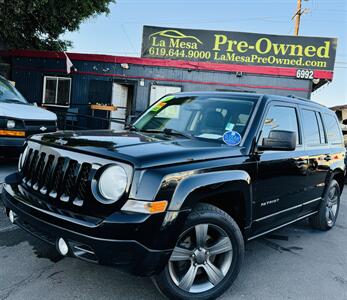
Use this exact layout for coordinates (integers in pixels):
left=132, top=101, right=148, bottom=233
left=32, top=153, right=46, bottom=190
left=50, top=157, right=65, bottom=198
left=76, top=163, right=92, bottom=202
left=60, top=160, right=79, bottom=202
left=22, top=148, right=33, bottom=183
left=40, top=155, right=55, bottom=194
left=27, top=150, right=39, bottom=187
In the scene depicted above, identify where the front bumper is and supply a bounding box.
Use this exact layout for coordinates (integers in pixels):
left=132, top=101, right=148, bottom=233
left=1, top=181, right=185, bottom=276
left=0, top=136, right=25, bottom=154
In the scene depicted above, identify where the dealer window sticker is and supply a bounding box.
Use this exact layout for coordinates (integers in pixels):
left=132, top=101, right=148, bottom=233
left=161, top=95, right=176, bottom=102
left=151, top=101, right=167, bottom=112
left=225, top=122, right=235, bottom=131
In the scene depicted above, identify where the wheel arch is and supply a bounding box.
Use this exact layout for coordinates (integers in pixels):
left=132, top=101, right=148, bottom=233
left=168, top=170, right=253, bottom=232
left=327, top=167, right=345, bottom=194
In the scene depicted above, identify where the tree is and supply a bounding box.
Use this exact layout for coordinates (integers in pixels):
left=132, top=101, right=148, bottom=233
left=0, top=0, right=115, bottom=51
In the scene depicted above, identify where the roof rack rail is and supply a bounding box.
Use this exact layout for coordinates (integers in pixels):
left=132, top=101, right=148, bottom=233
left=287, top=95, right=310, bottom=101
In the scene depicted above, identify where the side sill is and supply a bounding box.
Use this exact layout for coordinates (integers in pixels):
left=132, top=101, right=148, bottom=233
left=247, top=211, right=317, bottom=241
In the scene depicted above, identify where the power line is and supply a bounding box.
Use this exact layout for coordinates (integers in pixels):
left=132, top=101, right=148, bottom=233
left=121, top=24, right=137, bottom=52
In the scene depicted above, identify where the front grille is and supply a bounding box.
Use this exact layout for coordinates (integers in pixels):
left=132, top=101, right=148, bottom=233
left=21, top=149, right=93, bottom=208
left=18, top=142, right=131, bottom=219
left=24, top=120, right=57, bottom=127
left=24, top=120, right=57, bottom=136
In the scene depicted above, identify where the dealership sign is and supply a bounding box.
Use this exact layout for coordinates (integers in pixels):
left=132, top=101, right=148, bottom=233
left=142, top=26, right=337, bottom=73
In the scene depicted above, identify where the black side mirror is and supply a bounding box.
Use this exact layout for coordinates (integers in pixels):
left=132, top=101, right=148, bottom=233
left=259, top=130, right=296, bottom=151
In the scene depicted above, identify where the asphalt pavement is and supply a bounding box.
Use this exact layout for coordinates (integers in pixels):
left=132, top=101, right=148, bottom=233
left=0, top=160, right=346, bottom=300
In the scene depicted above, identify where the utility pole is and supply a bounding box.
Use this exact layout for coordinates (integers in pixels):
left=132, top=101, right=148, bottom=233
left=292, top=0, right=310, bottom=36
left=294, top=0, right=302, bottom=36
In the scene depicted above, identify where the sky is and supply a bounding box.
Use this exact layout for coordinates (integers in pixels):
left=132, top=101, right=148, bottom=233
left=62, top=0, right=347, bottom=107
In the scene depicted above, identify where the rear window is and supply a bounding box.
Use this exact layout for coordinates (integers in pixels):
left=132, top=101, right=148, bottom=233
left=322, top=113, right=343, bottom=145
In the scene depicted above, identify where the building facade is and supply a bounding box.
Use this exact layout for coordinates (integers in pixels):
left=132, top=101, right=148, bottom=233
left=1, top=50, right=328, bottom=129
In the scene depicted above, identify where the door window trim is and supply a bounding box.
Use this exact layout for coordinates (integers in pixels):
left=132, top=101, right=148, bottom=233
left=322, top=112, right=344, bottom=146
left=257, top=101, right=303, bottom=149
left=316, top=111, right=328, bottom=145
left=300, top=108, right=326, bottom=147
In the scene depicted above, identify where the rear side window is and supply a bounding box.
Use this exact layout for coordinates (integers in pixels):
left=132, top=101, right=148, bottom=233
left=301, top=109, right=321, bottom=146
left=322, top=113, right=343, bottom=145
left=316, top=112, right=327, bottom=144
left=259, top=105, right=300, bottom=145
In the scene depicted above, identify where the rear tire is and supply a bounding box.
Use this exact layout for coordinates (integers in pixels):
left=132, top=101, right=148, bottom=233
left=310, top=179, right=341, bottom=231
left=153, top=203, right=244, bottom=300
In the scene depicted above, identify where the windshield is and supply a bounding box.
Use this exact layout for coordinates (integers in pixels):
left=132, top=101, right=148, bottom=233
left=0, top=76, right=28, bottom=104
left=134, top=94, right=257, bottom=142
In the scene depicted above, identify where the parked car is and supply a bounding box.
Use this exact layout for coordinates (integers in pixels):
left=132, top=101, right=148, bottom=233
left=0, top=76, right=57, bottom=156
left=2, top=92, right=345, bottom=300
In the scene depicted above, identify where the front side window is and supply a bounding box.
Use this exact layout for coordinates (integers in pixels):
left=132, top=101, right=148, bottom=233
left=134, top=95, right=257, bottom=142
left=259, top=105, right=300, bottom=145
left=0, top=76, right=27, bottom=104
left=43, top=76, right=71, bottom=107
left=301, top=109, right=321, bottom=146
left=323, top=113, right=343, bottom=145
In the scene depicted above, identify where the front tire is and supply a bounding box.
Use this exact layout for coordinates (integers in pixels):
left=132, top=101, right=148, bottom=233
left=153, top=203, right=244, bottom=300
left=310, top=179, right=341, bottom=231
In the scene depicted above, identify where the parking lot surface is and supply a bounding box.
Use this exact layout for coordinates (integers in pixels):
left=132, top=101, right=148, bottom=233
left=0, top=160, right=346, bottom=300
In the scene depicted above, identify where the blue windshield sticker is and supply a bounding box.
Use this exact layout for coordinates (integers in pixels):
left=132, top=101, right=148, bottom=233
left=223, top=131, right=242, bottom=146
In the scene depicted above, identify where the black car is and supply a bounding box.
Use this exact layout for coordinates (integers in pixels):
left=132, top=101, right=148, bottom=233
left=2, top=92, right=346, bottom=300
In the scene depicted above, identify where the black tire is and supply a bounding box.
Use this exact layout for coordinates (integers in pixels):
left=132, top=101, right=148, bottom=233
left=310, top=179, right=341, bottom=231
left=153, top=203, right=244, bottom=300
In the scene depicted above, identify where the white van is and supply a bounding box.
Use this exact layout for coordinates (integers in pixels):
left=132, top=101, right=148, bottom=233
left=0, top=76, right=57, bottom=156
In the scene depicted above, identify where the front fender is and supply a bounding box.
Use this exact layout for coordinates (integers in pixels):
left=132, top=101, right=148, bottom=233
left=167, top=170, right=252, bottom=228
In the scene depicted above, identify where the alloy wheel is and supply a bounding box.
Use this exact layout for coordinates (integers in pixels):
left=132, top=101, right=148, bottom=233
left=168, top=223, right=233, bottom=293
left=326, top=185, right=339, bottom=227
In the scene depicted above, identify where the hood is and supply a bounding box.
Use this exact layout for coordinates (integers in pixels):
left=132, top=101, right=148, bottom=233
left=0, top=103, right=57, bottom=120
left=31, top=130, right=245, bottom=169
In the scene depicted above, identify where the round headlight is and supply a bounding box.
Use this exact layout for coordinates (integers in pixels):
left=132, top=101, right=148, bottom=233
left=98, top=165, right=127, bottom=203
left=7, top=120, right=15, bottom=129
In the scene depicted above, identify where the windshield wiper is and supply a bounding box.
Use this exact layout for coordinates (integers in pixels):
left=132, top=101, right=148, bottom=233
left=1, top=98, right=26, bottom=104
left=163, top=128, right=195, bottom=140
left=137, top=128, right=195, bottom=139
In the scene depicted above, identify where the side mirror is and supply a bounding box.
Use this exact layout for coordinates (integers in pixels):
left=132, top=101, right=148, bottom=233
left=259, top=130, right=296, bottom=151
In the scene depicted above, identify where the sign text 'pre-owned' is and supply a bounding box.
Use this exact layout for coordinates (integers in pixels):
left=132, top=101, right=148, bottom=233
left=142, top=26, right=337, bottom=71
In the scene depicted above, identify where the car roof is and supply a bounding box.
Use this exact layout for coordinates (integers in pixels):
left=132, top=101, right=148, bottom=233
left=173, top=91, right=333, bottom=114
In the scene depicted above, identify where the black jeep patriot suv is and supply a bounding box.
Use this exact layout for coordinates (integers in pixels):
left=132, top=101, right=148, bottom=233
left=2, top=92, right=346, bottom=300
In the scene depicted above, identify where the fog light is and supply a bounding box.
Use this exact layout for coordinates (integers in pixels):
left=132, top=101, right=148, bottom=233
left=57, top=238, right=69, bottom=256
left=9, top=210, right=16, bottom=224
